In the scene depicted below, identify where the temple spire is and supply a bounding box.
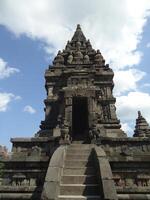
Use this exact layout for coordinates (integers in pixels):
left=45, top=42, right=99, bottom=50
left=133, top=111, right=150, bottom=137
left=71, top=24, right=87, bottom=42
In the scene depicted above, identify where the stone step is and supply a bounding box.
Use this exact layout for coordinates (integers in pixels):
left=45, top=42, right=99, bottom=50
left=58, top=195, right=101, bottom=200
left=69, top=144, right=92, bottom=149
left=61, top=175, right=98, bottom=184
left=66, top=154, right=92, bottom=161
left=63, top=167, right=96, bottom=176
left=60, top=184, right=100, bottom=196
left=68, top=147, right=91, bottom=151
left=65, top=160, right=93, bottom=168
left=66, top=149, right=91, bottom=155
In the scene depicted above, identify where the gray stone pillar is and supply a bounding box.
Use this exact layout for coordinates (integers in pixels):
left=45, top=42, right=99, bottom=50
left=65, top=97, right=72, bottom=127
left=88, top=97, right=96, bottom=128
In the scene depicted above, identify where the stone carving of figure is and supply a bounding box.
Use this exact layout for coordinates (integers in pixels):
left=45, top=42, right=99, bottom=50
left=86, top=39, right=92, bottom=50
left=83, top=42, right=86, bottom=47
left=110, top=104, right=117, bottom=119
left=89, top=124, right=105, bottom=141
left=119, top=179, right=126, bottom=187
left=94, top=50, right=105, bottom=65
left=53, top=50, right=64, bottom=65
left=98, top=88, right=106, bottom=99
left=76, top=41, right=81, bottom=50
left=125, top=178, right=134, bottom=187
left=30, top=178, right=36, bottom=186
left=96, top=105, right=103, bottom=122
left=89, top=125, right=97, bottom=140
left=61, top=123, right=71, bottom=142
left=31, top=146, right=41, bottom=156
left=66, top=41, right=72, bottom=50
left=103, top=105, right=111, bottom=120
left=67, top=52, right=73, bottom=64
left=22, top=179, right=28, bottom=186
left=84, top=54, right=90, bottom=63
left=74, top=50, right=83, bottom=63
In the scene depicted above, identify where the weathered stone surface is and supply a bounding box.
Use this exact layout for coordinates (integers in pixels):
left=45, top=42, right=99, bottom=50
left=94, top=146, right=118, bottom=200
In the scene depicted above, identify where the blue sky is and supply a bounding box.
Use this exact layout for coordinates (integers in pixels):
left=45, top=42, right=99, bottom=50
left=0, top=0, right=150, bottom=149
left=0, top=26, right=50, bottom=148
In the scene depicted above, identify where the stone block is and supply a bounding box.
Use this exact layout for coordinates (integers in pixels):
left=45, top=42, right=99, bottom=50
left=102, top=179, right=118, bottom=200
left=45, top=167, right=62, bottom=182
left=98, top=158, right=113, bottom=179
left=53, top=128, right=61, bottom=137
left=50, top=146, right=66, bottom=167
left=42, top=181, right=59, bottom=200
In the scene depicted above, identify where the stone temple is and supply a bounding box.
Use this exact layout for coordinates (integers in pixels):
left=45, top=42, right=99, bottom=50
left=0, top=25, right=150, bottom=200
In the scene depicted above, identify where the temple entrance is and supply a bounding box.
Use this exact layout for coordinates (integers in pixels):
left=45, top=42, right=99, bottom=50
left=72, top=97, right=89, bottom=141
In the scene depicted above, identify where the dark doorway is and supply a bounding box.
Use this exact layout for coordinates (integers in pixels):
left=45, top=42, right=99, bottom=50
left=72, top=97, right=89, bottom=140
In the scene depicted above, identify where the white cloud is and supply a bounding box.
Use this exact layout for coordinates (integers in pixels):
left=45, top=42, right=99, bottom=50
left=116, top=92, right=150, bottom=124
left=146, top=42, right=150, bottom=48
left=0, top=0, right=149, bottom=101
left=0, top=93, right=21, bottom=112
left=114, top=69, right=146, bottom=95
left=0, top=0, right=150, bottom=68
left=0, top=58, right=19, bottom=79
left=121, top=123, right=133, bottom=135
left=23, top=105, right=36, bottom=114
left=143, top=83, right=150, bottom=87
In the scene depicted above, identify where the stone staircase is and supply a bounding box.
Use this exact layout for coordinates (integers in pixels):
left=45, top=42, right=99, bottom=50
left=58, top=144, right=101, bottom=200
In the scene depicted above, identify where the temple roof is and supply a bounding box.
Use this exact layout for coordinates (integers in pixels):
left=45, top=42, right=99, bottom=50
left=52, top=24, right=106, bottom=67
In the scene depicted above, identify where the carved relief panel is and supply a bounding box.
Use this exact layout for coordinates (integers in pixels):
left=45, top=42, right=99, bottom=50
left=113, top=173, right=150, bottom=187
left=102, top=104, right=111, bottom=120
left=67, top=77, right=94, bottom=88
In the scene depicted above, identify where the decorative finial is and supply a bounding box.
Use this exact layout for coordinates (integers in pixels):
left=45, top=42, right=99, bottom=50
left=77, top=24, right=81, bottom=30
left=53, top=50, right=64, bottom=65
left=71, top=24, right=86, bottom=42
left=138, top=111, right=142, bottom=118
